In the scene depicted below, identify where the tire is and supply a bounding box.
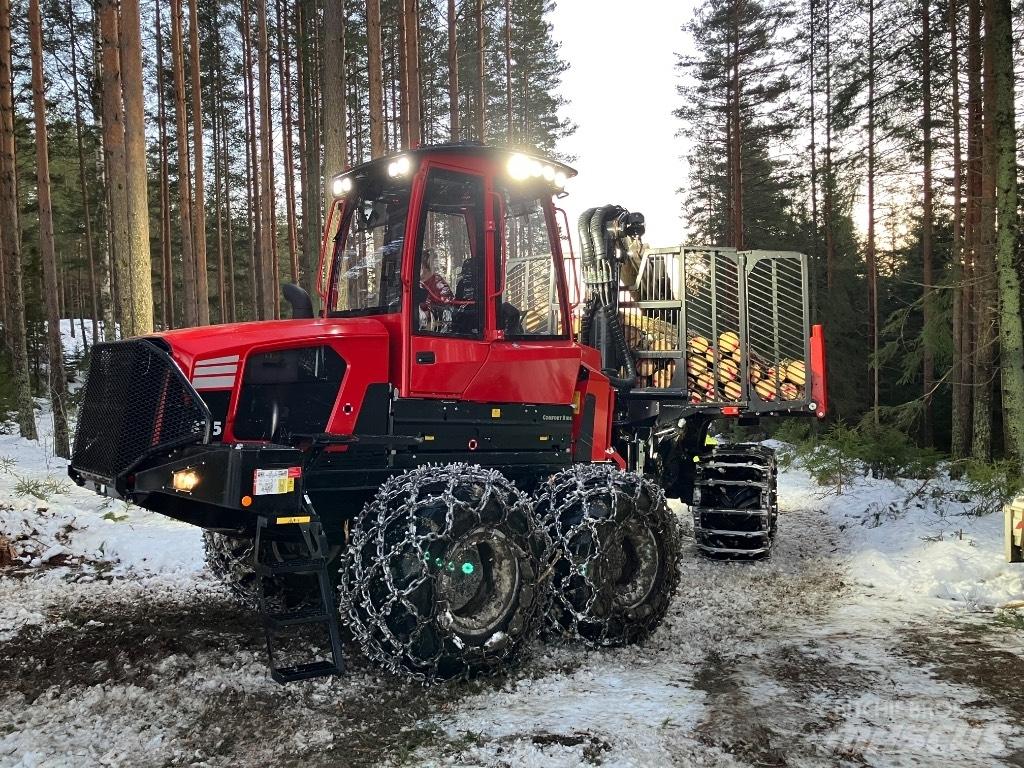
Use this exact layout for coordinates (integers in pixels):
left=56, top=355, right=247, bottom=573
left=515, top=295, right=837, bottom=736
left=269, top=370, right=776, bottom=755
left=693, top=445, right=778, bottom=558
left=535, top=464, right=680, bottom=646
left=338, top=464, right=550, bottom=681
left=202, top=531, right=328, bottom=611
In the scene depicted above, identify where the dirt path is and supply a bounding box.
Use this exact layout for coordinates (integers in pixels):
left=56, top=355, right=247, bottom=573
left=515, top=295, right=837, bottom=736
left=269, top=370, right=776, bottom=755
left=2, top=500, right=1023, bottom=767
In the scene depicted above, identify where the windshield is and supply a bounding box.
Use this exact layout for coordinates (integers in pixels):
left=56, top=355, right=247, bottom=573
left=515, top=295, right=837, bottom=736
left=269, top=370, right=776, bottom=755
left=328, top=178, right=409, bottom=316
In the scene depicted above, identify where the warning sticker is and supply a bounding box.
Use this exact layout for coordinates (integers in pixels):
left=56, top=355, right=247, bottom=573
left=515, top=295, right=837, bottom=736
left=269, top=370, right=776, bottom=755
left=253, top=468, right=295, bottom=496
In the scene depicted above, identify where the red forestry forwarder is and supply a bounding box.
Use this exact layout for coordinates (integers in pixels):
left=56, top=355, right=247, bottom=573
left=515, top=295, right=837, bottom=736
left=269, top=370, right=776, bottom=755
left=69, top=145, right=827, bottom=683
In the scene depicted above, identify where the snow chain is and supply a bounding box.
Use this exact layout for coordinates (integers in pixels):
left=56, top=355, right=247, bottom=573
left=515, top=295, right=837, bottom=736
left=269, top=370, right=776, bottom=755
left=535, top=464, right=680, bottom=647
left=338, top=464, right=551, bottom=682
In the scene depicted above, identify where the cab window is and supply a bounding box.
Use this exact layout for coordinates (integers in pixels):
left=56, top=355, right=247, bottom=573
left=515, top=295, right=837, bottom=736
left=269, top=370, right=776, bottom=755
left=497, top=193, right=565, bottom=338
left=329, top=178, right=408, bottom=316
left=414, top=169, right=485, bottom=337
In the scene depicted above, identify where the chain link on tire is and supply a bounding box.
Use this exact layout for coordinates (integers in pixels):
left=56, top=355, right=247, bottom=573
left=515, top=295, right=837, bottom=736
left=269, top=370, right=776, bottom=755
left=535, top=464, right=680, bottom=647
left=202, top=531, right=329, bottom=611
left=338, top=464, right=551, bottom=681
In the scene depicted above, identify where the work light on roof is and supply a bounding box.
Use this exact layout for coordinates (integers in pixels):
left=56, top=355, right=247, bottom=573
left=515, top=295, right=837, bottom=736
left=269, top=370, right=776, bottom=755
left=507, top=153, right=532, bottom=181
left=331, top=176, right=353, bottom=196
left=507, top=152, right=565, bottom=190
left=388, top=155, right=412, bottom=178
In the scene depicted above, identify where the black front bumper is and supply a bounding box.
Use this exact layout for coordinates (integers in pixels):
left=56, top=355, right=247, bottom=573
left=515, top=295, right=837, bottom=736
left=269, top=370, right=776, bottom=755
left=69, top=339, right=306, bottom=533
left=72, top=442, right=307, bottom=533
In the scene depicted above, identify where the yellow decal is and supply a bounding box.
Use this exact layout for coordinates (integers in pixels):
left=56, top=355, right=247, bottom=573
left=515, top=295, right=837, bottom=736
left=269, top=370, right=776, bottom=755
left=276, top=515, right=311, bottom=525
left=491, top=408, right=501, bottom=418
left=539, top=435, right=550, bottom=442
left=424, top=435, right=435, bottom=442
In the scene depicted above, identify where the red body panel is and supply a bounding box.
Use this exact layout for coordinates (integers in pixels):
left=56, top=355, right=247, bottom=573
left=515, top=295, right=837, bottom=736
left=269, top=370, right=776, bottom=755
left=463, top=341, right=582, bottom=405
left=153, top=318, right=390, bottom=441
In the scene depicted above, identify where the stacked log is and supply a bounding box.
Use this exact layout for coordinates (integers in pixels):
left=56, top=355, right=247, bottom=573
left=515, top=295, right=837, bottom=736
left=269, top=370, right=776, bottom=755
left=682, top=332, right=807, bottom=404
left=614, top=310, right=809, bottom=402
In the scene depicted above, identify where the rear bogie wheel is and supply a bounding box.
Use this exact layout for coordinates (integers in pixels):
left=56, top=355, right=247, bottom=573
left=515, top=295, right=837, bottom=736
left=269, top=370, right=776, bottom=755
left=338, top=464, right=550, bottom=681
left=535, top=464, right=680, bottom=646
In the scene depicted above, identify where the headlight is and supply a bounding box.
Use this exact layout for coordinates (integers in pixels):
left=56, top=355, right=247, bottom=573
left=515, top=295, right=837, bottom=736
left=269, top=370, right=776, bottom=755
left=171, top=469, right=201, bottom=492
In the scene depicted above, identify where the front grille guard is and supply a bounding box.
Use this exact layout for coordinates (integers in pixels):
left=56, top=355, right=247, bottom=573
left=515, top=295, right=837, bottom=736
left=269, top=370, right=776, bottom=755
left=71, top=339, right=212, bottom=485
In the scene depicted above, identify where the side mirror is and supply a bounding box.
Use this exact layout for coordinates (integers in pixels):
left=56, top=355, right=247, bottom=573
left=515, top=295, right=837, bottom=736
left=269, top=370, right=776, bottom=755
left=282, top=283, right=314, bottom=319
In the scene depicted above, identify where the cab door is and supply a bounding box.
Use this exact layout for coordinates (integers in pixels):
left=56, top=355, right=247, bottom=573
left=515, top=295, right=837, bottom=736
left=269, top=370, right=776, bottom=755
left=462, top=194, right=582, bottom=406
left=406, top=165, right=492, bottom=397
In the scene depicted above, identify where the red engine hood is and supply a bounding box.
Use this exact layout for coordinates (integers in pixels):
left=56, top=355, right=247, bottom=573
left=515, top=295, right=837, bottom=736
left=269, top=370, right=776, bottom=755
left=149, top=317, right=389, bottom=374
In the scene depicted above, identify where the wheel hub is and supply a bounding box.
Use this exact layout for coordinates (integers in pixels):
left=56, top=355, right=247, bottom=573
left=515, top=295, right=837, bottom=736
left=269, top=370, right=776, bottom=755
left=437, top=528, right=521, bottom=639
left=605, top=520, right=660, bottom=610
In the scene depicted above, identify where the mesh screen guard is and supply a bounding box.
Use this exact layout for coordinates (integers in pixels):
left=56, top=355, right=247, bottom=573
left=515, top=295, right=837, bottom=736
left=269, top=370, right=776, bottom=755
left=71, top=340, right=212, bottom=482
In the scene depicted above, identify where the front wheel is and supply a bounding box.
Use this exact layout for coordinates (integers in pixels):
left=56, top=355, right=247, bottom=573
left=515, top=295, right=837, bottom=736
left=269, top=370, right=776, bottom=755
left=535, top=464, right=680, bottom=646
left=338, top=464, right=550, bottom=681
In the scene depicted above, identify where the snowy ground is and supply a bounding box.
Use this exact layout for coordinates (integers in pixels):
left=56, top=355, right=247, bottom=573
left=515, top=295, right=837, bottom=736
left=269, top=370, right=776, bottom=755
left=2, top=423, right=1024, bottom=767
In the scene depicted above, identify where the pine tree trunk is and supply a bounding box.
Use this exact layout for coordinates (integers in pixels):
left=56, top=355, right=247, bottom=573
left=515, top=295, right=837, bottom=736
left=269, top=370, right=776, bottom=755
left=367, top=0, right=385, bottom=157
left=187, top=0, right=209, bottom=325
left=950, top=0, right=971, bottom=459
left=730, top=0, right=744, bottom=250
left=170, top=0, right=198, bottom=326
left=867, top=0, right=879, bottom=424
left=212, top=3, right=226, bottom=323
left=29, top=0, right=70, bottom=457
left=504, top=0, right=512, bottom=142
left=991, top=0, right=1024, bottom=466
left=971, top=0, right=996, bottom=461
left=242, top=0, right=262, bottom=317
left=0, top=0, right=37, bottom=439
left=100, top=0, right=132, bottom=338
left=475, top=0, right=485, bottom=141
left=68, top=1, right=101, bottom=342
left=397, top=1, right=408, bottom=148
left=323, top=0, right=347, bottom=193
left=119, top=0, right=154, bottom=337
left=278, top=0, right=300, bottom=282
left=405, top=0, right=421, bottom=146
left=222, top=97, right=237, bottom=323
left=257, top=0, right=276, bottom=319
left=808, top=0, right=819, bottom=322
left=823, top=0, right=835, bottom=293
left=156, top=0, right=174, bottom=329
left=213, top=102, right=226, bottom=324
left=921, top=0, right=935, bottom=444
left=447, top=0, right=459, bottom=140
left=300, top=0, right=322, bottom=298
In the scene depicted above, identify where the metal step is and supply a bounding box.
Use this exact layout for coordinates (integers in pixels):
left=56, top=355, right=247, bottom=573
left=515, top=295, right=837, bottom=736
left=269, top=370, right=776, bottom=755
left=695, top=527, right=771, bottom=539
left=271, top=660, right=344, bottom=685
left=696, top=543, right=772, bottom=557
left=255, top=504, right=344, bottom=684
left=264, top=606, right=333, bottom=630
left=255, top=557, right=328, bottom=576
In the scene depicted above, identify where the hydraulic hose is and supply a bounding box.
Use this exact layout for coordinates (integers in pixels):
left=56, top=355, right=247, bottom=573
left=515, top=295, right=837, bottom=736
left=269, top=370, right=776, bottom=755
left=577, top=208, right=598, bottom=288
left=577, top=204, right=639, bottom=392
left=601, top=303, right=637, bottom=391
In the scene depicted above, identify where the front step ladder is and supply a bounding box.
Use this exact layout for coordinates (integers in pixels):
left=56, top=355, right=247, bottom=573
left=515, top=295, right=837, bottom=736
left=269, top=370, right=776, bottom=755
left=254, top=505, right=344, bottom=683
